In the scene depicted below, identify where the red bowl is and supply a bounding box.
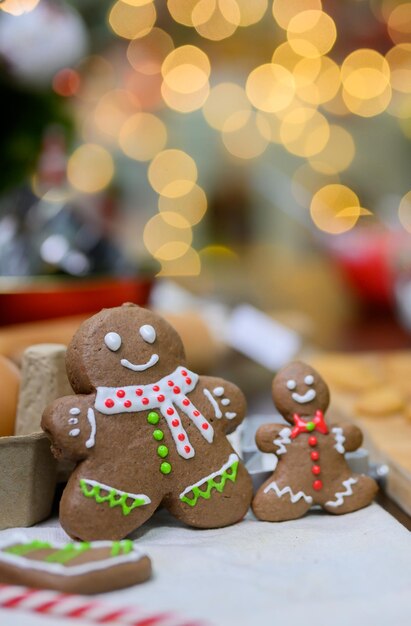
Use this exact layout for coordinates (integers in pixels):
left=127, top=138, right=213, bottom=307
left=326, top=228, right=398, bottom=307
left=0, top=276, right=152, bottom=325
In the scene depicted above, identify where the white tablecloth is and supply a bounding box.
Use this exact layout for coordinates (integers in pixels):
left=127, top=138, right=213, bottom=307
left=0, top=503, right=410, bottom=626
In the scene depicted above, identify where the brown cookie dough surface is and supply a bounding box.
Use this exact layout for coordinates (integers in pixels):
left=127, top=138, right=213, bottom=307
left=0, top=536, right=151, bottom=593
left=252, top=361, right=378, bottom=522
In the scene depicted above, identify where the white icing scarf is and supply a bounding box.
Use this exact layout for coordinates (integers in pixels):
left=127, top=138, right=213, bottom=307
left=95, top=366, right=214, bottom=460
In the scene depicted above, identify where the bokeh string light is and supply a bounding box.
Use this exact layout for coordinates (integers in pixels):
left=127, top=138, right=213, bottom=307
left=67, top=144, right=114, bottom=194
left=310, top=184, right=371, bottom=235
left=58, top=0, right=411, bottom=275
left=0, top=0, right=39, bottom=15
left=108, top=1, right=156, bottom=40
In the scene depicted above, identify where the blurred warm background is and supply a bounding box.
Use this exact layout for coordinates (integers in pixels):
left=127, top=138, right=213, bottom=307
left=2, top=0, right=411, bottom=523
left=1, top=0, right=411, bottom=351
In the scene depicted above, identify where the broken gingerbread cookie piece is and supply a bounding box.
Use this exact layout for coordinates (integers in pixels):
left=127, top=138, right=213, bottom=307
left=0, top=536, right=151, bottom=593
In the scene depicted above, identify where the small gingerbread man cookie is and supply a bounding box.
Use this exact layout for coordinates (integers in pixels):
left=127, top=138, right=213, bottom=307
left=252, top=361, right=378, bottom=522
left=42, top=304, right=252, bottom=540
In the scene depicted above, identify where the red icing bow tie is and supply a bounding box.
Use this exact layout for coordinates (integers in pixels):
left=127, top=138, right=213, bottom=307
left=290, top=410, right=328, bottom=439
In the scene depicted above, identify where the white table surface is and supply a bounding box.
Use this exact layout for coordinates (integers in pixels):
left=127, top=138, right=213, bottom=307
left=0, top=503, right=410, bottom=626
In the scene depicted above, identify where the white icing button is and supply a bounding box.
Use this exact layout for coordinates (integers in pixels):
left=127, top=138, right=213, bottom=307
left=104, top=332, right=122, bottom=352
left=221, top=398, right=230, bottom=406
left=286, top=379, right=297, bottom=390
left=68, top=417, right=79, bottom=425
left=213, top=386, right=224, bottom=397
left=225, top=412, right=237, bottom=419
left=139, top=324, right=156, bottom=344
left=304, top=375, right=314, bottom=385
left=69, top=428, right=80, bottom=437
left=69, top=408, right=80, bottom=415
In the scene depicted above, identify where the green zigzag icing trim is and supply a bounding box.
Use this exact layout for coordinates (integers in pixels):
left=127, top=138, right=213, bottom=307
left=4, top=539, right=134, bottom=563
left=111, top=540, right=134, bottom=557
left=4, top=541, right=52, bottom=556
left=45, top=542, right=91, bottom=564
left=79, top=480, right=149, bottom=516
left=180, top=459, right=239, bottom=507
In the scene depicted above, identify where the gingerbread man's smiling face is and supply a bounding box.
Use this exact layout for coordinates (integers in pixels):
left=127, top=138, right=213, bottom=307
left=67, top=304, right=186, bottom=393
left=272, top=361, right=329, bottom=423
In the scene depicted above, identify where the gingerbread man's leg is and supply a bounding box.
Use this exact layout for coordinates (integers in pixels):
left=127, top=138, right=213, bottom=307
left=252, top=475, right=312, bottom=522
left=164, top=462, right=253, bottom=529
left=322, top=474, right=378, bottom=515
left=59, top=471, right=163, bottom=541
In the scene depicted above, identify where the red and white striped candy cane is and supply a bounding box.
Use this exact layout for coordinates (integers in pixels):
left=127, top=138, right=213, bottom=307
left=0, top=585, right=206, bottom=626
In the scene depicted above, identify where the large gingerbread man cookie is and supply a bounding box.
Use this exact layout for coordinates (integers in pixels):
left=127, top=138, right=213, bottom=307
left=252, top=361, right=378, bottom=522
left=42, top=304, right=252, bottom=540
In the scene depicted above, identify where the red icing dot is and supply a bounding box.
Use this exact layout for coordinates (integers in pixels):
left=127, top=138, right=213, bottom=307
left=136, top=389, right=143, bottom=396
left=182, top=399, right=190, bottom=406
left=178, top=433, right=185, bottom=441
left=185, top=377, right=192, bottom=384
left=173, top=386, right=181, bottom=394
left=142, top=398, right=149, bottom=405
left=167, top=407, right=174, bottom=415
left=311, top=451, right=320, bottom=461
left=184, top=445, right=191, bottom=453
left=124, top=400, right=132, bottom=408
left=311, top=465, right=321, bottom=475
left=181, top=369, right=187, bottom=376
left=313, top=480, right=323, bottom=491
left=157, top=394, right=165, bottom=402
left=193, top=410, right=200, bottom=417
left=167, top=381, right=174, bottom=387
left=202, top=423, right=209, bottom=430
left=172, top=419, right=179, bottom=427
left=308, top=436, right=317, bottom=447
left=116, top=390, right=125, bottom=398
left=105, top=398, right=114, bottom=408
left=152, top=385, right=160, bottom=392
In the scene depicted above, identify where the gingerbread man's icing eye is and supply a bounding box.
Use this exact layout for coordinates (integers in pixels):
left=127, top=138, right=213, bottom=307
left=139, top=324, right=156, bottom=344
left=286, top=379, right=297, bottom=390
left=104, top=332, right=122, bottom=351
left=304, top=375, right=314, bottom=385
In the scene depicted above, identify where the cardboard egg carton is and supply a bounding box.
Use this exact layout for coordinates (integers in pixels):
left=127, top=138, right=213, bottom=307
left=0, top=432, right=56, bottom=529
left=0, top=344, right=73, bottom=530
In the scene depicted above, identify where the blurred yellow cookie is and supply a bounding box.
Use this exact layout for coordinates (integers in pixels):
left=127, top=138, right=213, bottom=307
left=355, top=386, right=405, bottom=417
left=311, top=356, right=382, bottom=392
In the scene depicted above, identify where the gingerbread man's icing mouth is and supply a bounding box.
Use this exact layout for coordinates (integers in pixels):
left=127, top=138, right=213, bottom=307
left=291, top=389, right=316, bottom=404
left=120, top=354, right=159, bottom=372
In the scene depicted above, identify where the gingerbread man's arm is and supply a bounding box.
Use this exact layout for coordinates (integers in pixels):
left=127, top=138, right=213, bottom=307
left=331, top=422, right=363, bottom=453
left=255, top=423, right=292, bottom=454
left=41, top=393, right=97, bottom=462
left=196, top=376, right=246, bottom=434
left=342, top=423, right=363, bottom=452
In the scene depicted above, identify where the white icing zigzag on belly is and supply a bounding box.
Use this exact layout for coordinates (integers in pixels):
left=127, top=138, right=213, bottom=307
left=325, top=477, right=358, bottom=508
left=332, top=427, right=346, bottom=454
left=263, top=480, right=313, bottom=504
left=273, top=427, right=292, bottom=455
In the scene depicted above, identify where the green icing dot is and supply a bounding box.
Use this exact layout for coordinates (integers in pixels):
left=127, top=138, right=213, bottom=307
left=153, top=429, right=164, bottom=441
left=306, top=422, right=315, bottom=432
left=160, top=461, right=172, bottom=475
left=157, top=445, right=169, bottom=458
left=147, top=412, right=160, bottom=425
